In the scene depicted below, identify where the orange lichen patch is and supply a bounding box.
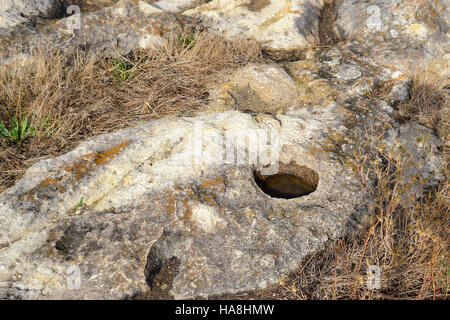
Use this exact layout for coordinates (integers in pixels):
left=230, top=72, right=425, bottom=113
left=200, top=180, right=215, bottom=188
left=20, top=190, right=36, bottom=201
left=145, top=25, right=163, bottom=36
left=317, top=130, right=346, bottom=152
left=164, top=190, right=177, bottom=215
left=199, top=175, right=226, bottom=191
left=93, top=141, right=130, bottom=165
left=202, top=194, right=216, bottom=206
left=63, top=160, right=93, bottom=182
left=342, top=158, right=359, bottom=173
left=39, top=177, right=60, bottom=187
left=59, top=141, right=130, bottom=183
left=182, top=200, right=192, bottom=222
left=18, top=141, right=130, bottom=205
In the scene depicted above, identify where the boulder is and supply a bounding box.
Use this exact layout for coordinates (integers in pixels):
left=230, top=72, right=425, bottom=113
left=184, top=0, right=324, bottom=50
left=209, top=64, right=309, bottom=114
left=0, top=108, right=363, bottom=299
left=331, top=0, right=450, bottom=73
left=0, top=0, right=203, bottom=60
left=0, top=0, right=62, bottom=29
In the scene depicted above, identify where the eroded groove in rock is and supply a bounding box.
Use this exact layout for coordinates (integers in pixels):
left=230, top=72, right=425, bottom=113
left=144, top=247, right=163, bottom=289
left=143, top=235, right=181, bottom=299
left=0, top=0, right=204, bottom=61
left=184, top=0, right=324, bottom=50
left=318, top=0, right=343, bottom=45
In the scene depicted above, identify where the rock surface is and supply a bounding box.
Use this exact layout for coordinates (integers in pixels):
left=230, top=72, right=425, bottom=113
left=0, top=0, right=447, bottom=300
left=1, top=0, right=448, bottom=69
left=330, top=0, right=450, bottom=74
left=0, top=49, right=444, bottom=299
left=1, top=0, right=326, bottom=58
left=209, top=64, right=308, bottom=114
left=0, top=0, right=206, bottom=60
left=0, top=108, right=362, bottom=299
left=184, top=0, right=324, bottom=50
left=149, top=0, right=209, bottom=13
left=0, top=0, right=62, bottom=29
left=0, top=0, right=205, bottom=60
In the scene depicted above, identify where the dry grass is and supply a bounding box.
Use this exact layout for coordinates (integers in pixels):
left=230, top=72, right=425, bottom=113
left=0, top=32, right=265, bottom=191
left=222, top=62, right=449, bottom=300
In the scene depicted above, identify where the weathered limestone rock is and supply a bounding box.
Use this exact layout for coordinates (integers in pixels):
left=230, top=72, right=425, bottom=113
left=0, top=108, right=363, bottom=299
left=184, top=0, right=324, bottom=50
left=0, top=0, right=204, bottom=60
left=0, top=0, right=62, bottom=29
left=2, top=0, right=448, bottom=72
left=383, top=122, right=444, bottom=199
left=209, top=64, right=308, bottom=113
left=330, top=0, right=450, bottom=73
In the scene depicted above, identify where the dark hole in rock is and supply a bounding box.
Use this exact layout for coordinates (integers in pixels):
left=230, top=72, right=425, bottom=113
left=143, top=246, right=180, bottom=299
left=254, top=162, right=319, bottom=199
left=144, top=248, right=162, bottom=289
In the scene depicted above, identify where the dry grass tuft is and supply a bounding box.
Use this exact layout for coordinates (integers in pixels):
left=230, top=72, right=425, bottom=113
left=0, top=32, right=265, bottom=191
left=402, top=64, right=449, bottom=157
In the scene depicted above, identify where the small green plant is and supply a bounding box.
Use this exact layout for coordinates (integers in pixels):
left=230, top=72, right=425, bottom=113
left=112, top=59, right=135, bottom=81
left=0, top=115, right=35, bottom=146
left=178, top=34, right=196, bottom=48
left=73, top=197, right=84, bottom=211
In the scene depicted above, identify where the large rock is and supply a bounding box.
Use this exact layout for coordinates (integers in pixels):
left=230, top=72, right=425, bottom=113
left=209, top=64, right=311, bottom=114
left=0, top=0, right=204, bottom=60
left=2, top=0, right=448, bottom=72
left=0, top=108, right=361, bottom=299
left=184, top=0, right=324, bottom=50
left=330, top=0, right=450, bottom=73
left=0, top=0, right=62, bottom=29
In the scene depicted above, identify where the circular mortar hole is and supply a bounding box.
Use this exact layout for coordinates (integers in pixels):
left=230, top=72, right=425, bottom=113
left=254, top=162, right=319, bottom=199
